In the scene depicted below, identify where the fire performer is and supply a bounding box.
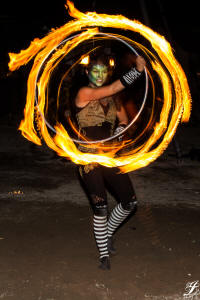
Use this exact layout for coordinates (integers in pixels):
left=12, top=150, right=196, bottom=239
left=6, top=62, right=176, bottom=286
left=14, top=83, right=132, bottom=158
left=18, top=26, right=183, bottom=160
left=75, top=52, right=146, bottom=270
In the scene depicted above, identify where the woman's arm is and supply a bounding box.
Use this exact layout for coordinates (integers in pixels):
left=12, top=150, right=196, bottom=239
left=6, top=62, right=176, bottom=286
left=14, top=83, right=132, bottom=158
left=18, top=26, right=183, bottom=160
left=116, top=104, right=129, bottom=126
left=75, top=56, right=146, bottom=108
left=113, top=103, right=129, bottom=140
left=75, top=79, right=125, bottom=107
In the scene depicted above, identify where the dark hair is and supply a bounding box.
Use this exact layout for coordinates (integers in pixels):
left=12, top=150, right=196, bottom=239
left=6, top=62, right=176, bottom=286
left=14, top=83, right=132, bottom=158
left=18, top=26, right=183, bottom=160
left=87, top=53, right=111, bottom=72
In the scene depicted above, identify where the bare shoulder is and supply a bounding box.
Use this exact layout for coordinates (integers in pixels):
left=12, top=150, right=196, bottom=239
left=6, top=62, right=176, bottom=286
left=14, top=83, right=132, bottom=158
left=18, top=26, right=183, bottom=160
left=75, top=86, right=92, bottom=107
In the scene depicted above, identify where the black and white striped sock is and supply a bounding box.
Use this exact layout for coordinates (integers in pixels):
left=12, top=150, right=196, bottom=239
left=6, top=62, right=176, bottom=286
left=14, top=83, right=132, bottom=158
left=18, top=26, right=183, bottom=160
left=108, top=203, right=131, bottom=238
left=93, top=215, right=109, bottom=259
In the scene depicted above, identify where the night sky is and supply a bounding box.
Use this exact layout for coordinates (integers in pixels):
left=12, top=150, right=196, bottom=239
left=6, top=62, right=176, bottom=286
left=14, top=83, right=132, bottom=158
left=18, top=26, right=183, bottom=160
left=1, top=0, right=200, bottom=54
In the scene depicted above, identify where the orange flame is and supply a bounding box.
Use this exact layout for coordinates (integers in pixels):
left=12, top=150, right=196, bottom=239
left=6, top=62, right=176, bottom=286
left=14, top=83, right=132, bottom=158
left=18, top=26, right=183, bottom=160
left=8, top=1, right=191, bottom=172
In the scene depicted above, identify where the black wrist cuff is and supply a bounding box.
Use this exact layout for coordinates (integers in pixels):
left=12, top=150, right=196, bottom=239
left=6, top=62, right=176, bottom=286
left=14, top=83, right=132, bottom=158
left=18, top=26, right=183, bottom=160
left=120, top=67, right=142, bottom=88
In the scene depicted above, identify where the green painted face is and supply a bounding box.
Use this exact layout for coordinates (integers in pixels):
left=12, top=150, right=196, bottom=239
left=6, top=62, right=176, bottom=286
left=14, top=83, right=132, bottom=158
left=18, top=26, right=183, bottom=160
left=88, top=64, right=108, bottom=87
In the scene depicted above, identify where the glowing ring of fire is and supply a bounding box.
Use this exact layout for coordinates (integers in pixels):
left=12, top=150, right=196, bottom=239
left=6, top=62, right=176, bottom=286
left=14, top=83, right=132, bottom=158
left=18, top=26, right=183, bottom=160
left=8, top=1, right=191, bottom=172
left=34, top=32, right=149, bottom=144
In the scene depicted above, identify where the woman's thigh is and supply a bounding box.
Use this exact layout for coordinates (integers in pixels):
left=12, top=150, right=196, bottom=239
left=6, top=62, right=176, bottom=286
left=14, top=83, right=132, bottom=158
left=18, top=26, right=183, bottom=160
left=79, top=164, right=108, bottom=213
left=102, top=166, right=136, bottom=208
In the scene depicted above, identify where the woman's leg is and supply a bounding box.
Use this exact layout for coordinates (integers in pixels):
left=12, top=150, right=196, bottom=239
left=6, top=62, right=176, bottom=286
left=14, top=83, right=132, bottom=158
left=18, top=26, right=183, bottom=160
left=102, top=167, right=137, bottom=249
left=79, top=164, right=110, bottom=269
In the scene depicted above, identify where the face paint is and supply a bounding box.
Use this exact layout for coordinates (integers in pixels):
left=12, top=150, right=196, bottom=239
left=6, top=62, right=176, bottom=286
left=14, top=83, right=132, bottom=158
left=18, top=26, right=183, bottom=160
left=88, top=64, right=108, bottom=87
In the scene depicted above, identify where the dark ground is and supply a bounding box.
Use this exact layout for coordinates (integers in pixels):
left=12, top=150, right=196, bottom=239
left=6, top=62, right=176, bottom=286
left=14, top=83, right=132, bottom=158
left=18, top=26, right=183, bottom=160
left=0, top=120, right=200, bottom=300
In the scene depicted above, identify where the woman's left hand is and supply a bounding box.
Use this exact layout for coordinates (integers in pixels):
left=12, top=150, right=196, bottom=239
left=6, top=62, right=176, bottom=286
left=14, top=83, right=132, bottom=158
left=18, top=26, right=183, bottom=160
left=135, top=56, right=146, bottom=72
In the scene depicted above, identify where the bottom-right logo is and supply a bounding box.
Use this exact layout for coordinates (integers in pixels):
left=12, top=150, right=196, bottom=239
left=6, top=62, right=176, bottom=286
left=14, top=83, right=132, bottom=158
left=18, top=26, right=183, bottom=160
left=183, top=280, right=200, bottom=299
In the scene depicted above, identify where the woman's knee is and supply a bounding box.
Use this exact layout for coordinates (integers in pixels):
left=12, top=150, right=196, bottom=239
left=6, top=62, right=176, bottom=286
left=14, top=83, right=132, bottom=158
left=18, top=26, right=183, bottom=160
left=121, top=195, right=137, bottom=211
left=91, top=196, right=108, bottom=216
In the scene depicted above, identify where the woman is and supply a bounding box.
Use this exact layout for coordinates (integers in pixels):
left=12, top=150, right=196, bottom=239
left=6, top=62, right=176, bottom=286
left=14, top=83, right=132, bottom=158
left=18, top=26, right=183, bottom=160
left=75, top=53, right=146, bottom=270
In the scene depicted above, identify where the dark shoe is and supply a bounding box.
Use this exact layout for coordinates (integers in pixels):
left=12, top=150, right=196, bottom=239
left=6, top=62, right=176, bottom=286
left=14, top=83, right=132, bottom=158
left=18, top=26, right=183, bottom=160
left=99, top=256, right=111, bottom=270
left=107, top=237, right=117, bottom=255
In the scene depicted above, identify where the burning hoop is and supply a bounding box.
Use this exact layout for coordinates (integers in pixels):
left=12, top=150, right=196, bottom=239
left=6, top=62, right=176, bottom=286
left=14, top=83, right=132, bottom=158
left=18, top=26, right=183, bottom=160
left=34, top=32, right=149, bottom=144
left=8, top=0, right=191, bottom=172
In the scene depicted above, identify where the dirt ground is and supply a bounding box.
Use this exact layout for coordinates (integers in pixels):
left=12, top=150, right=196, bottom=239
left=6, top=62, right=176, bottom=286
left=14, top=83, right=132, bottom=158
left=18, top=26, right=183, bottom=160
left=0, top=121, right=200, bottom=300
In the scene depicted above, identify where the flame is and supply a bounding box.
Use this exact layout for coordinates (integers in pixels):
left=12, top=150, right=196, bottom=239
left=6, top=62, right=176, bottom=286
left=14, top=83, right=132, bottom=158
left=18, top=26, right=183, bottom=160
left=80, top=55, right=90, bottom=65
left=8, top=1, right=191, bottom=172
left=109, top=58, right=115, bottom=67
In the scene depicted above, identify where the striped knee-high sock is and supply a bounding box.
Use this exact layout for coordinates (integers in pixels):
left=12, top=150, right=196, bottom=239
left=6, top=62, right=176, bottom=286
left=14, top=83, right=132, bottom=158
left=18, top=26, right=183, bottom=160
left=108, top=203, right=131, bottom=238
left=93, top=215, right=109, bottom=259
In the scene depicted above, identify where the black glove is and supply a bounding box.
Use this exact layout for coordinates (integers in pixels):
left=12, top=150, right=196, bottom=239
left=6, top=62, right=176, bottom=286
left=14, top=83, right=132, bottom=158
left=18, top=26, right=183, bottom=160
left=114, top=124, right=126, bottom=141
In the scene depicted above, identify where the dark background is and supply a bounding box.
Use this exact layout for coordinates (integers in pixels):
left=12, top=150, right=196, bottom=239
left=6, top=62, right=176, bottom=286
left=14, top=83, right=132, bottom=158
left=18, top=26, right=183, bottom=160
left=1, top=0, right=200, bottom=52
left=1, top=0, right=200, bottom=122
left=1, top=4, right=200, bottom=298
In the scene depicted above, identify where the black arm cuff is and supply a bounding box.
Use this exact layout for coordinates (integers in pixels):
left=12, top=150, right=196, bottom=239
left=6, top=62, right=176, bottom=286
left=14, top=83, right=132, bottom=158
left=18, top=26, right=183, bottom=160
left=120, top=67, right=142, bottom=88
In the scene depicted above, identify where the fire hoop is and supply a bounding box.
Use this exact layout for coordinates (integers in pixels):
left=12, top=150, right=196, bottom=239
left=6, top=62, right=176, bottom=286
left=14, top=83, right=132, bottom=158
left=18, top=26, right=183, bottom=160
left=8, top=0, right=191, bottom=171
left=34, top=32, right=148, bottom=144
